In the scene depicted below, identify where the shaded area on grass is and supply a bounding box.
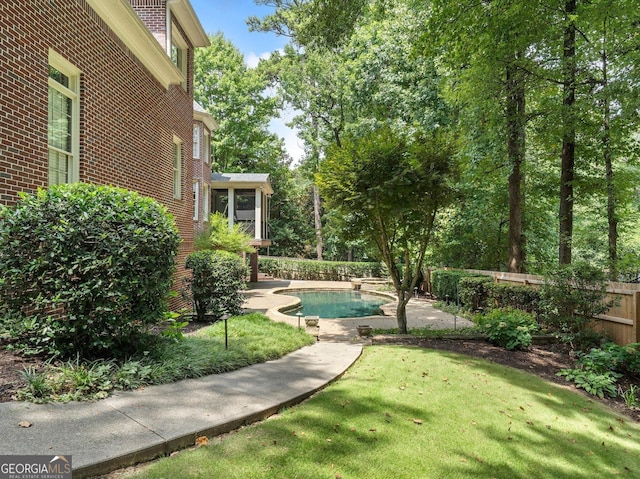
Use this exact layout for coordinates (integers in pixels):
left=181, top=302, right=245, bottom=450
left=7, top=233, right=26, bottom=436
left=111, top=346, right=640, bottom=479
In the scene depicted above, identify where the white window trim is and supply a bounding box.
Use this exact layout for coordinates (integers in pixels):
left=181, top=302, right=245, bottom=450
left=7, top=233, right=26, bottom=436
left=173, top=135, right=183, bottom=199
left=193, top=180, right=199, bottom=221
left=193, top=124, right=200, bottom=159
left=48, top=49, right=81, bottom=185
left=203, top=129, right=210, bottom=164
left=203, top=184, right=210, bottom=221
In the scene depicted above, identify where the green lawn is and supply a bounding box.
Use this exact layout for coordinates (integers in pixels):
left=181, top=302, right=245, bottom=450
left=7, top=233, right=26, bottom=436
left=120, top=346, right=640, bottom=479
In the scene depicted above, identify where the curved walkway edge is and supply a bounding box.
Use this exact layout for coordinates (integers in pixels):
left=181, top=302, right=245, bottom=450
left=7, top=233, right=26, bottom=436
left=0, top=341, right=363, bottom=479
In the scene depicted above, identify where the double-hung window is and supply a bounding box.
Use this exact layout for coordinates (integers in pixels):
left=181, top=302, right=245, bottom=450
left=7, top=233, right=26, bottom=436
left=48, top=50, right=80, bottom=185
left=170, top=21, right=188, bottom=91
left=193, top=125, right=200, bottom=159
left=173, top=136, right=183, bottom=199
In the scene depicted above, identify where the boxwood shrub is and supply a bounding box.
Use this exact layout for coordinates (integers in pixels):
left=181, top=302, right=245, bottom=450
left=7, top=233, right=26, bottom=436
left=0, top=184, right=181, bottom=359
left=185, top=250, right=247, bottom=322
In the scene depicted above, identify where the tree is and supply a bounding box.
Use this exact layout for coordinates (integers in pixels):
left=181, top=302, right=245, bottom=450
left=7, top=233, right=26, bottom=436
left=317, top=127, right=456, bottom=333
left=193, top=33, right=285, bottom=172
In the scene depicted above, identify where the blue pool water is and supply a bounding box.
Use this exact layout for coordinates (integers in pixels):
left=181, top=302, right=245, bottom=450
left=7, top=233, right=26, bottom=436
left=283, top=290, right=389, bottom=319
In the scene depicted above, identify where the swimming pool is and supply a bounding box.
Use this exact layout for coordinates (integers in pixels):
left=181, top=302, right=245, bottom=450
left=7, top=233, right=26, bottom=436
left=282, top=290, right=390, bottom=319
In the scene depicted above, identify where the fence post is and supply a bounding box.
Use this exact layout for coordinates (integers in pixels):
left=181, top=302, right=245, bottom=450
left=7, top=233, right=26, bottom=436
left=636, top=292, right=640, bottom=343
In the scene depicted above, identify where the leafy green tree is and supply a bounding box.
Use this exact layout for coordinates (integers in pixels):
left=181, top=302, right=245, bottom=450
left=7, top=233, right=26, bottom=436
left=194, top=33, right=285, bottom=172
left=317, top=127, right=457, bottom=333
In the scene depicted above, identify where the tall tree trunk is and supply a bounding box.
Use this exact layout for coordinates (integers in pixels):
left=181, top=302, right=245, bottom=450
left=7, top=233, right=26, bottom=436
left=506, top=54, right=526, bottom=273
left=559, top=0, right=577, bottom=265
left=598, top=17, right=617, bottom=280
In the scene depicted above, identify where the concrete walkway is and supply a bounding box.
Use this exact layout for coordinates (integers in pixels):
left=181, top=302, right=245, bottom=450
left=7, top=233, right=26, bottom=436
left=0, top=280, right=469, bottom=478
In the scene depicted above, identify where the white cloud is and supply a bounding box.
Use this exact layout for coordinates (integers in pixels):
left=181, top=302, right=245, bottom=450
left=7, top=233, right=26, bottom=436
left=245, top=51, right=272, bottom=68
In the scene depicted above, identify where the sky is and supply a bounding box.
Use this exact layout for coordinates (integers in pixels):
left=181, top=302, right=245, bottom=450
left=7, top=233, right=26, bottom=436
left=190, top=0, right=305, bottom=164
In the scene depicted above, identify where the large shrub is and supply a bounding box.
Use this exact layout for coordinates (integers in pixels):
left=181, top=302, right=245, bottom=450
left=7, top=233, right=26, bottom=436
left=0, top=184, right=181, bottom=359
left=185, top=250, right=247, bottom=321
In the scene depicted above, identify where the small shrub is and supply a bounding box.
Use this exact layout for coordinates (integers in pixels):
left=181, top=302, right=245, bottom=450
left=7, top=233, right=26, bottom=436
left=459, top=276, right=494, bottom=311
left=195, top=212, right=255, bottom=254
left=480, top=308, right=538, bottom=350
left=0, top=184, right=181, bottom=360
left=540, top=262, right=617, bottom=349
left=185, top=250, right=247, bottom=321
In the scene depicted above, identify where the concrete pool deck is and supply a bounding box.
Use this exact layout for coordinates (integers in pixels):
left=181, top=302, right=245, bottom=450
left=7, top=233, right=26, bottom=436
left=243, top=280, right=475, bottom=342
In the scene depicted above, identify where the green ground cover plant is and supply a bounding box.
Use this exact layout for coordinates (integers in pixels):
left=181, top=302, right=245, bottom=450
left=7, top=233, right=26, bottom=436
left=121, top=346, right=640, bottom=479
left=17, top=314, right=314, bottom=403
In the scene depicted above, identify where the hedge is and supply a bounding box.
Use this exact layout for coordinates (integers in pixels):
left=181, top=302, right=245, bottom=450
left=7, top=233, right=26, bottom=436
left=258, top=257, right=385, bottom=281
left=431, top=270, right=491, bottom=304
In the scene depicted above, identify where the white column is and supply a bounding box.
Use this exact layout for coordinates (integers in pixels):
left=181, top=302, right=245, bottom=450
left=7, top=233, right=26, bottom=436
left=228, top=188, right=235, bottom=229
left=254, top=187, right=262, bottom=240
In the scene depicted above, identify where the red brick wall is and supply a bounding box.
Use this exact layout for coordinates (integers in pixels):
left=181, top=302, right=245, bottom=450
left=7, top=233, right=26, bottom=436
left=0, top=0, right=196, bottom=308
left=130, top=0, right=167, bottom=49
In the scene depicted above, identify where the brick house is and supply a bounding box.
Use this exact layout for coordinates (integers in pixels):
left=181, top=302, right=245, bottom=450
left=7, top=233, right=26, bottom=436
left=0, top=0, right=209, bottom=305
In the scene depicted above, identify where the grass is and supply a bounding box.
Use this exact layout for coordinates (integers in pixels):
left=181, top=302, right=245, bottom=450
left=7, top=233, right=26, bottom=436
left=18, top=313, right=315, bottom=403
left=117, top=346, right=640, bottom=479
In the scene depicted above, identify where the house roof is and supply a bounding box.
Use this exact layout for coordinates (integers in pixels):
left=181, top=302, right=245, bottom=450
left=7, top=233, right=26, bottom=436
left=167, top=0, right=210, bottom=48
left=211, top=173, right=274, bottom=196
left=194, top=101, right=218, bottom=131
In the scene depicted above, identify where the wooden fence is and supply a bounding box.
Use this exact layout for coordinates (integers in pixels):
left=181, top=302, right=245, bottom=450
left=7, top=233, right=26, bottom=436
left=460, top=269, right=640, bottom=346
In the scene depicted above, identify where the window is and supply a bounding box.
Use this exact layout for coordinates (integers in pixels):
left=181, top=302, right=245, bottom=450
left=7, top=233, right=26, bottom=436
left=170, top=21, right=188, bottom=90
left=48, top=50, right=80, bottom=185
left=193, top=181, right=199, bottom=221
left=193, top=124, right=200, bottom=159
left=203, top=184, right=210, bottom=221
left=173, top=137, right=182, bottom=199
left=203, top=129, right=210, bottom=164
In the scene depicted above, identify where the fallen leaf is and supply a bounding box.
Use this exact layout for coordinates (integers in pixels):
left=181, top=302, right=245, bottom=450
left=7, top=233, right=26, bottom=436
left=471, top=420, right=477, bottom=426
left=369, top=428, right=377, bottom=432
left=195, top=436, right=208, bottom=447
left=459, top=458, right=467, bottom=463
left=413, top=419, right=423, bottom=425
left=326, top=438, right=332, bottom=443
left=526, top=421, right=534, bottom=426
left=18, top=421, right=32, bottom=428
